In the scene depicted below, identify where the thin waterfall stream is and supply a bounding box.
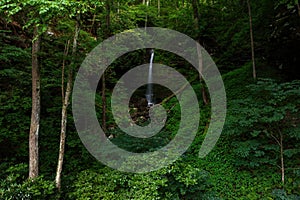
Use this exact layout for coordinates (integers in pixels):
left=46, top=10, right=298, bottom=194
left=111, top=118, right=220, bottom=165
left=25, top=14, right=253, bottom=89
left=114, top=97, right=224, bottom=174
left=146, top=49, right=154, bottom=107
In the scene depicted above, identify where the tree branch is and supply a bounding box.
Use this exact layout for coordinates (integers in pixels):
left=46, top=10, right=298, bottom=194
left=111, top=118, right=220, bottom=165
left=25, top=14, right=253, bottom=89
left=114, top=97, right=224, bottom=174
left=159, top=75, right=198, bottom=105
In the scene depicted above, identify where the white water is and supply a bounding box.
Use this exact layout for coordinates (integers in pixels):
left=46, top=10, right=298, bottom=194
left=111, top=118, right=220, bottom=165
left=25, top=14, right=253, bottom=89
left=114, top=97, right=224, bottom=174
left=146, top=49, right=154, bottom=107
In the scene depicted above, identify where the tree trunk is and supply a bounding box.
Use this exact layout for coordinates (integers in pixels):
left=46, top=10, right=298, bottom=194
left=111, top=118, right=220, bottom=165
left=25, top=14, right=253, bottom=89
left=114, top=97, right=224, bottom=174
left=102, top=75, right=107, bottom=132
left=247, top=0, right=256, bottom=80
left=191, top=0, right=209, bottom=105
left=279, top=131, right=285, bottom=184
left=145, top=0, right=150, bottom=29
left=90, top=7, right=97, bottom=34
left=192, top=0, right=200, bottom=27
left=297, top=1, right=300, bottom=17
left=101, top=0, right=111, bottom=133
left=106, top=0, right=111, bottom=36
left=29, top=25, right=41, bottom=179
left=158, top=0, right=160, bottom=16
left=160, top=75, right=198, bottom=105
left=271, top=131, right=285, bottom=185
left=55, top=15, right=80, bottom=190
left=197, top=44, right=209, bottom=105
left=117, top=2, right=120, bottom=14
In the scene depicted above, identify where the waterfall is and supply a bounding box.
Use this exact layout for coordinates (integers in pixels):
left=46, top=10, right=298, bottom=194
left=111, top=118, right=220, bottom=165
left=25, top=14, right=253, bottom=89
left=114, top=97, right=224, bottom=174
left=146, top=49, right=154, bottom=107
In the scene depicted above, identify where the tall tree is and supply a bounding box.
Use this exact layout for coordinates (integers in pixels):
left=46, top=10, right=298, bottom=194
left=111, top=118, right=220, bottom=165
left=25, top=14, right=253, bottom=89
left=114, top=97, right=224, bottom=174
left=55, top=14, right=80, bottom=190
left=298, top=1, right=300, bottom=17
left=29, top=25, right=41, bottom=179
left=101, top=0, right=112, bottom=133
left=157, top=0, right=160, bottom=16
left=145, top=0, right=150, bottom=29
left=27, top=0, right=72, bottom=181
left=247, top=0, right=256, bottom=80
left=191, top=0, right=208, bottom=105
left=0, top=0, right=69, bottom=180
left=1, top=0, right=45, bottom=180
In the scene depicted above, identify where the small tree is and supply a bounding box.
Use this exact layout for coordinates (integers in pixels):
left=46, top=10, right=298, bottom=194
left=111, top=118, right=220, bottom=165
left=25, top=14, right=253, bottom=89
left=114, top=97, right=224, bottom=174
left=55, top=13, right=80, bottom=190
left=0, top=0, right=64, bottom=179
left=247, top=0, right=256, bottom=80
left=225, top=79, right=300, bottom=184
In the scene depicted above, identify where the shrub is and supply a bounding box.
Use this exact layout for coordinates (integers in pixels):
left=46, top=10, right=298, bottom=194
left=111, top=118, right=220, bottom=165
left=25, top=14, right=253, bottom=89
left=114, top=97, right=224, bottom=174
left=0, top=163, right=57, bottom=200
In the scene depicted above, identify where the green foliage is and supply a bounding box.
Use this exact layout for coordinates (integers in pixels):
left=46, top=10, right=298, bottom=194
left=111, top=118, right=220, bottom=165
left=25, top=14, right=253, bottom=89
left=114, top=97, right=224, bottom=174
left=0, top=164, right=57, bottom=200
left=222, top=63, right=254, bottom=99
left=224, top=79, right=300, bottom=194
left=0, top=40, right=31, bottom=160
left=196, top=149, right=281, bottom=199
left=275, top=0, right=299, bottom=9
left=225, top=80, right=300, bottom=162
left=0, top=0, right=300, bottom=199
left=67, top=159, right=217, bottom=200
left=272, top=189, right=300, bottom=200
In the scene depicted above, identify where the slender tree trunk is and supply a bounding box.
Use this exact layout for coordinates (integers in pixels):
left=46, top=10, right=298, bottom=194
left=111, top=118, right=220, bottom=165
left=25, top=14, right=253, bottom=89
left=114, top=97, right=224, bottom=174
left=197, top=44, right=208, bottom=105
left=102, top=75, right=107, bottom=132
left=61, top=40, right=70, bottom=101
left=145, top=0, right=150, bottom=29
left=106, top=0, right=111, bottom=36
left=55, top=40, right=70, bottom=190
left=29, top=25, right=41, bottom=179
left=297, top=1, right=300, bottom=17
left=90, top=6, right=97, bottom=34
left=175, top=0, right=179, bottom=9
left=279, top=131, right=285, bottom=184
left=192, top=0, right=200, bottom=26
left=247, top=0, right=256, bottom=80
left=101, top=0, right=111, bottom=133
left=160, top=75, right=198, bottom=105
left=271, top=131, right=285, bottom=185
left=117, top=2, right=120, bottom=14
left=158, top=0, right=160, bottom=16
left=55, top=15, right=80, bottom=190
left=191, top=0, right=208, bottom=105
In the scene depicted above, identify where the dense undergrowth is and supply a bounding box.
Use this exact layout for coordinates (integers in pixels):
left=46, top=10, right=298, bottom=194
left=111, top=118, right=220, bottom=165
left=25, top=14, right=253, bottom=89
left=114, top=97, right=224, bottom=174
left=1, top=64, right=300, bottom=199
left=1, top=0, right=300, bottom=199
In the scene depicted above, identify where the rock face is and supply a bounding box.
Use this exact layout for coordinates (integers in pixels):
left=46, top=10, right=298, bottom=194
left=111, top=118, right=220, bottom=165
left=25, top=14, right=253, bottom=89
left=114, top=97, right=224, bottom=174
left=128, top=84, right=171, bottom=125
left=130, top=97, right=150, bottom=125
